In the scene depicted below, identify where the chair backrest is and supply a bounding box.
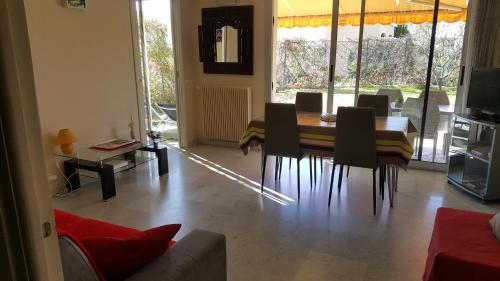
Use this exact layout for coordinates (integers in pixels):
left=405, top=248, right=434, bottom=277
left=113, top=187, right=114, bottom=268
left=418, top=90, right=450, bottom=106
left=376, top=89, right=403, bottom=104
left=401, top=97, right=440, bottom=137
left=295, top=92, right=323, bottom=113
left=357, top=94, right=389, bottom=117
left=335, top=107, right=377, bottom=169
left=264, top=103, right=301, bottom=158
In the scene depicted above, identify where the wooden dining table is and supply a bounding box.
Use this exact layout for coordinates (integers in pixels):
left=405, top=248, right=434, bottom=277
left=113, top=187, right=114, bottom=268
left=239, top=112, right=417, bottom=168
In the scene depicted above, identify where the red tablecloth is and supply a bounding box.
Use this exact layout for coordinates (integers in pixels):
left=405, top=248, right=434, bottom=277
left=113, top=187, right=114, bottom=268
left=424, top=207, right=500, bottom=281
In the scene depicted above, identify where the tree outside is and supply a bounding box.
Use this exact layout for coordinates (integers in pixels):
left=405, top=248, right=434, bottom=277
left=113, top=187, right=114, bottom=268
left=144, top=19, right=176, bottom=105
left=275, top=23, right=465, bottom=104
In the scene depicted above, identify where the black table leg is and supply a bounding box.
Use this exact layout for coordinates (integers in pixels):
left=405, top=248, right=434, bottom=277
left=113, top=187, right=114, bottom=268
left=155, top=147, right=169, bottom=176
left=64, top=161, right=81, bottom=191
left=99, top=164, right=116, bottom=200
left=63, top=159, right=116, bottom=201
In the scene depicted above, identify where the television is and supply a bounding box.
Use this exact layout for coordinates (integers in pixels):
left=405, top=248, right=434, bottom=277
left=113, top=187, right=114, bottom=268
left=467, top=68, right=500, bottom=115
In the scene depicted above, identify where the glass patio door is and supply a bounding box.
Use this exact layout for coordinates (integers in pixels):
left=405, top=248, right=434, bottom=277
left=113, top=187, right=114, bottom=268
left=273, top=0, right=468, bottom=164
left=339, top=0, right=468, bottom=163
left=136, top=0, right=179, bottom=141
left=273, top=0, right=334, bottom=112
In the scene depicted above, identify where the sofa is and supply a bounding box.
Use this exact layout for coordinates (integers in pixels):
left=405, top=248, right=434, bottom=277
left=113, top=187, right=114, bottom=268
left=59, top=229, right=226, bottom=281
left=55, top=209, right=227, bottom=281
left=423, top=207, right=500, bottom=281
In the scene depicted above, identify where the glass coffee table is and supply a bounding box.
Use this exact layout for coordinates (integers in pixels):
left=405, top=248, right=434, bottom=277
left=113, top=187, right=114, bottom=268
left=55, top=142, right=168, bottom=200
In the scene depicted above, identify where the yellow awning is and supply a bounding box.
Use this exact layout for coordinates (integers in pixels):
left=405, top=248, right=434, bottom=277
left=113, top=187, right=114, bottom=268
left=277, top=0, right=468, bottom=28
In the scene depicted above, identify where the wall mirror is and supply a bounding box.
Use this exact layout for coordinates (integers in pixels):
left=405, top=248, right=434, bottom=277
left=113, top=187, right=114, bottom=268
left=200, top=6, right=253, bottom=75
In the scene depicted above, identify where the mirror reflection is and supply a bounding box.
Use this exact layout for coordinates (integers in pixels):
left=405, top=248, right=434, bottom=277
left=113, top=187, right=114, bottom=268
left=215, top=26, right=239, bottom=63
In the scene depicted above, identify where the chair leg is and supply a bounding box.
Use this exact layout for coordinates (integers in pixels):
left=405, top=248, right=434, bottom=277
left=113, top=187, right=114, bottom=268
left=309, top=156, right=313, bottom=187
left=297, top=158, right=301, bottom=201
left=337, top=165, right=344, bottom=193
left=372, top=169, right=377, bottom=215
left=314, top=156, right=317, bottom=184
left=279, top=157, right=283, bottom=180
left=328, top=164, right=336, bottom=207
left=274, top=157, right=279, bottom=181
left=320, top=157, right=323, bottom=173
left=432, top=135, right=438, bottom=162
left=389, top=165, right=395, bottom=208
left=379, top=165, right=385, bottom=200
left=395, top=167, right=399, bottom=192
left=347, top=166, right=350, bottom=178
left=261, top=155, right=267, bottom=193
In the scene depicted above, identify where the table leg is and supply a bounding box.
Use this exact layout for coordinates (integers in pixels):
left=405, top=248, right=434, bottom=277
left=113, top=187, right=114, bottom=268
left=155, top=147, right=169, bottom=176
left=99, top=164, right=116, bottom=201
left=64, top=160, right=81, bottom=191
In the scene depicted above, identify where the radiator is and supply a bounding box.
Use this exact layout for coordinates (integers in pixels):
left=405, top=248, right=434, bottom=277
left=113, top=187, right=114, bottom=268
left=201, top=86, right=252, bottom=142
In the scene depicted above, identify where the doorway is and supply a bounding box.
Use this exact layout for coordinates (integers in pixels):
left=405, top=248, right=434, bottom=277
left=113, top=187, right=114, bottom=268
left=136, top=0, right=179, bottom=141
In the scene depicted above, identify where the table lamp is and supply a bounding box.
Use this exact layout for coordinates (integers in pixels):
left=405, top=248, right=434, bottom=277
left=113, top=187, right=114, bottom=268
left=55, top=129, right=76, bottom=154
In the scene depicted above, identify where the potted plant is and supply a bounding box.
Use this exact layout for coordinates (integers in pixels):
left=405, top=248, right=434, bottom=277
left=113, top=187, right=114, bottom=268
left=147, top=130, right=162, bottom=148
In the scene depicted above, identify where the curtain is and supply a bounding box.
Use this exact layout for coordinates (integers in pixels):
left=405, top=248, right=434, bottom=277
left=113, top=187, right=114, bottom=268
left=471, top=0, right=500, bottom=67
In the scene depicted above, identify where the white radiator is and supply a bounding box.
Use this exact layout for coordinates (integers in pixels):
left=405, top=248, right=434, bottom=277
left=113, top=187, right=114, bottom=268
left=201, top=86, right=252, bottom=142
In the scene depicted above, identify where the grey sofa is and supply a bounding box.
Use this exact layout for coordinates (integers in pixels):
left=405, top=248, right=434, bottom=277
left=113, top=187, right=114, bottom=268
left=59, top=229, right=227, bottom=281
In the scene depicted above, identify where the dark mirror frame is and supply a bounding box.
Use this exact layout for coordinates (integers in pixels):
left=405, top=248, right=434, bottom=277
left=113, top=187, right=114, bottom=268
left=200, top=6, right=253, bottom=75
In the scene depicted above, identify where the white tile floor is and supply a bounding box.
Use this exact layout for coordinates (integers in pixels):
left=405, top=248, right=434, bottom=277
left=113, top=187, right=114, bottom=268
left=53, top=143, right=500, bottom=281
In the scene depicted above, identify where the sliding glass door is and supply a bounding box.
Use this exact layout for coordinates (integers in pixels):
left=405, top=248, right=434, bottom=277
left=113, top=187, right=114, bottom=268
left=273, top=0, right=468, bottom=164
left=273, top=0, right=334, bottom=112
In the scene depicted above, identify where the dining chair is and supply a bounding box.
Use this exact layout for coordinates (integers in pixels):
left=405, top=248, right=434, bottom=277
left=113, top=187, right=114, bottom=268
left=291, top=92, right=323, bottom=186
left=328, top=107, right=380, bottom=215
left=419, top=90, right=450, bottom=106
left=401, top=98, right=440, bottom=161
left=357, top=94, right=389, bottom=117
left=262, top=103, right=303, bottom=200
left=295, top=92, right=323, bottom=112
left=343, top=94, right=389, bottom=180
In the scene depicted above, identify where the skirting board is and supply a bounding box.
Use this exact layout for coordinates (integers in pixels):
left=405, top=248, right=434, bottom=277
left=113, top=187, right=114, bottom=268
left=408, top=160, right=447, bottom=173
left=197, top=139, right=241, bottom=149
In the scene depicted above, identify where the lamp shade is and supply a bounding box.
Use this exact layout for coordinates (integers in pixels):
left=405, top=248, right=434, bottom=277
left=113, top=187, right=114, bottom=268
left=55, top=129, right=76, bottom=145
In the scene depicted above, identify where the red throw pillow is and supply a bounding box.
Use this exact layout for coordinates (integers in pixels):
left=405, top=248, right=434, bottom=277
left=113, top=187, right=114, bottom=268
left=81, top=224, right=181, bottom=281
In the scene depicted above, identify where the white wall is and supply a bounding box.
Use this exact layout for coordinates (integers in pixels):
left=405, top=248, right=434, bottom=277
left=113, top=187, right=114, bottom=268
left=24, top=0, right=141, bottom=193
left=179, top=0, right=272, bottom=144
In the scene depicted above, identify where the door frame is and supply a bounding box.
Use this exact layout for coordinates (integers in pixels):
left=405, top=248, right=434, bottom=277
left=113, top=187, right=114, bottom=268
left=0, top=0, right=64, bottom=279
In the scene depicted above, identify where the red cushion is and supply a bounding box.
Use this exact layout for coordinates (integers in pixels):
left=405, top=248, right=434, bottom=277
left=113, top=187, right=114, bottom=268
left=81, top=224, right=181, bottom=281
left=54, top=209, right=180, bottom=281
left=55, top=209, right=140, bottom=240
left=424, top=207, right=500, bottom=281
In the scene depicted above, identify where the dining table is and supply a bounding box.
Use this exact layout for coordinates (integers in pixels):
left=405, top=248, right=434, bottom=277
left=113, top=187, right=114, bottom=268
left=239, top=112, right=417, bottom=168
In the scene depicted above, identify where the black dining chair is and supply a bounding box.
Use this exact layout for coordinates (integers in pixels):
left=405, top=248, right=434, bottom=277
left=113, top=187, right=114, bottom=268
left=357, top=94, right=389, bottom=117
left=343, top=94, right=389, bottom=182
left=262, top=103, right=303, bottom=200
left=296, top=92, right=323, bottom=112
left=293, top=92, right=324, bottom=186
left=328, top=107, right=381, bottom=215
